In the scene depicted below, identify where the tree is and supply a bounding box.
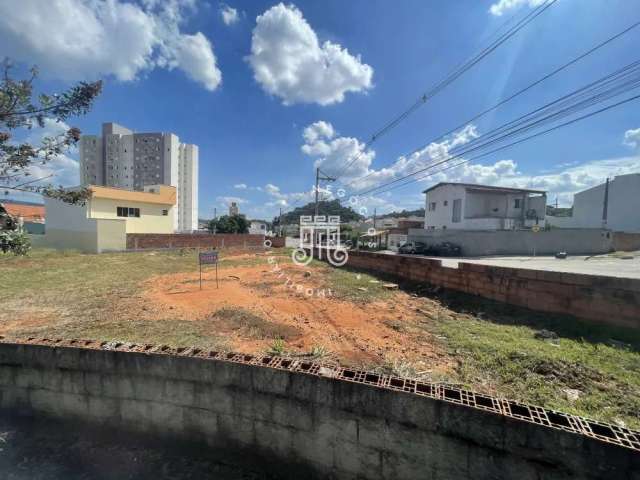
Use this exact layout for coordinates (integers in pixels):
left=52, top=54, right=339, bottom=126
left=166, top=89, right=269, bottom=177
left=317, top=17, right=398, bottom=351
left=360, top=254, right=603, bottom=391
left=1, top=61, right=102, bottom=204
left=276, top=199, right=364, bottom=225
left=208, top=215, right=249, bottom=234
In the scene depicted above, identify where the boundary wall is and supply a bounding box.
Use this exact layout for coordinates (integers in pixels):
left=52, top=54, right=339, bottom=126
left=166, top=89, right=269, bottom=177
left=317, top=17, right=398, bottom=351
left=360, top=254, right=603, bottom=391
left=126, top=233, right=265, bottom=250
left=0, top=339, right=638, bottom=479
left=310, top=248, right=640, bottom=329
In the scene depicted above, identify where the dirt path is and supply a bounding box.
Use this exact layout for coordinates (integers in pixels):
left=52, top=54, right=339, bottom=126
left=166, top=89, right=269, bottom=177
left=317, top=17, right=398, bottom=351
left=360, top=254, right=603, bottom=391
left=141, top=262, right=450, bottom=372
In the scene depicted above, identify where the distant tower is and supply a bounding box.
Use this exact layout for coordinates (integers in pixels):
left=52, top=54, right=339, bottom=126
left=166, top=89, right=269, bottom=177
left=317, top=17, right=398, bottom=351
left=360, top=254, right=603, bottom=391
left=229, top=202, right=239, bottom=216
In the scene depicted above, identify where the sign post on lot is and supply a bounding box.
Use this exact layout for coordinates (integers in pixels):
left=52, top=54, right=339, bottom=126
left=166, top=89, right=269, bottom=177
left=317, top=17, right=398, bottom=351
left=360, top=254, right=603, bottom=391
left=198, top=250, right=219, bottom=290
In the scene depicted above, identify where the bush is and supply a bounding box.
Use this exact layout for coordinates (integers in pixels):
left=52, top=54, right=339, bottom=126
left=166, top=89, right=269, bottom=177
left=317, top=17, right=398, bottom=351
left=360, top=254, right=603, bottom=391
left=0, top=229, right=31, bottom=255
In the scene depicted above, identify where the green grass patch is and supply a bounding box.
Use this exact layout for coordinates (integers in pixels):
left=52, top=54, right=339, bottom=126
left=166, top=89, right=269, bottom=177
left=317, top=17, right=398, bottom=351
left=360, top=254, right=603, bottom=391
left=428, top=312, right=640, bottom=429
left=321, top=266, right=395, bottom=302
left=9, top=317, right=229, bottom=352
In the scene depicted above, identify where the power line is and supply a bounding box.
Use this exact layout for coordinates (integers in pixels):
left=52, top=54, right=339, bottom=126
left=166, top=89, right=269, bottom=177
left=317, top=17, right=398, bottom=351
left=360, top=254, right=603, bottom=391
left=331, top=0, right=558, bottom=180
left=351, top=66, right=640, bottom=198
left=342, top=19, right=640, bottom=190
left=368, top=92, right=640, bottom=198
left=279, top=1, right=558, bottom=219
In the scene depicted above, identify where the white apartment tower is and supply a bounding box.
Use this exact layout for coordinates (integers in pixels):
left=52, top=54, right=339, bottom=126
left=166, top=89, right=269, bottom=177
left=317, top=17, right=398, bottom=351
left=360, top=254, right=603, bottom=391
left=79, top=123, right=198, bottom=232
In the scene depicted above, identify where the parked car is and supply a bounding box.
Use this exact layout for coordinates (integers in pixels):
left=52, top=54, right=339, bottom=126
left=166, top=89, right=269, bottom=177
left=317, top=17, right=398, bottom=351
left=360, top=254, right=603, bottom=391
left=425, top=241, right=462, bottom=257
left=398, top=241, right=428, bottom=254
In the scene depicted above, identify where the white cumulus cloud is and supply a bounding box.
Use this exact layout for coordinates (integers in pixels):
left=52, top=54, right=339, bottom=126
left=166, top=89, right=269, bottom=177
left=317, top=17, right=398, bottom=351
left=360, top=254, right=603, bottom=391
left=489, top=0, right=546, bottom=16
left=423, top=156, right=640, bottom=206
left=623, top=127, right=640, bottom=149
left=233, top=183, right=247, bottom=189
left=0, top=0, right=221, bottom=91
left=300, top=120, right=479, bottom=189
left=247, top=3, right=373, bottom=105
left=217, top=196, right=248, bottom=206
left=220, top=4, right=239, bottom=25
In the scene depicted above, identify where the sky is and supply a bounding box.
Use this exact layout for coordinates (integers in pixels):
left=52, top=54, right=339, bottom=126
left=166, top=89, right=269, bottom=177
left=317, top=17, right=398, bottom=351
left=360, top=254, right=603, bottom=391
left=1, top=0, right=639, bottom=221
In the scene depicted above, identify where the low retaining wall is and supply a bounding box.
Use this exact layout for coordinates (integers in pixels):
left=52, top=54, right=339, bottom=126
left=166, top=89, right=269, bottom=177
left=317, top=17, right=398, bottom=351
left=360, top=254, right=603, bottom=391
left=0, top=339, right=637, bottom=479
left=613, top=232, right=640, bottom=252
left=311, top=249, right=640, bottom=329
left=126, top=233, right=265, bottom=250
left=407, top=228, right=613, bottom=256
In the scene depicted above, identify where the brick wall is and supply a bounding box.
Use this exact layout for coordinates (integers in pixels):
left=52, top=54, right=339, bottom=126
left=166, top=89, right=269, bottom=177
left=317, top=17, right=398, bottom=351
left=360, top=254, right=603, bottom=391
left=613, top=232, right=640, bottom=252
left=126, top=233, right=265, bottom=250
left=266, top=236, right=285, bottom=248
left=312, top=249, right=640, bottom=329
left=1, top=339, right=637, bottom=479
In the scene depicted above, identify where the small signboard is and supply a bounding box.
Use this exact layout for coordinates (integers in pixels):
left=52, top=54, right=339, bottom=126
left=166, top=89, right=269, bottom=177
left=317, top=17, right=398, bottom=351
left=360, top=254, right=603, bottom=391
left=198, top=250, right=219, bottom=289
left=199, top=251, right=219, bottom=265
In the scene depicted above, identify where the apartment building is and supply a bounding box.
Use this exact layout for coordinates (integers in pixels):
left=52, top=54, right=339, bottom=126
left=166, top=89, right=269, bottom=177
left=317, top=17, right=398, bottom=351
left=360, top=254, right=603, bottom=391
left=79, top=122, right=198, bottom=232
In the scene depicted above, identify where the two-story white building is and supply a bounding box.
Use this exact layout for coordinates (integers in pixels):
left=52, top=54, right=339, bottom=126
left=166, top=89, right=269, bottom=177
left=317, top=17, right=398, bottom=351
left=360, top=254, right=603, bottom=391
left=423, top=182, right=547, bottom=230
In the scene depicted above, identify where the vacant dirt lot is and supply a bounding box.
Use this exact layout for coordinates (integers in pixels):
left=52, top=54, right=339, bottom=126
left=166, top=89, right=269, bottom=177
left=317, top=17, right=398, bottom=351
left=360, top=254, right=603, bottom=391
left=1, top=248, right=639, bottom=428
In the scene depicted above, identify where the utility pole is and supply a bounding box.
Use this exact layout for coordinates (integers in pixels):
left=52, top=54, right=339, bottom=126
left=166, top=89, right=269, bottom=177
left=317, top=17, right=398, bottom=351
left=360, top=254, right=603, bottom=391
left=313, top=167, right=336, bottom=248
left=373, top=208, right=377, bottom=248
left=602, top=177, right=609, bottom=229
left=314, top=167, right=336, bottom=218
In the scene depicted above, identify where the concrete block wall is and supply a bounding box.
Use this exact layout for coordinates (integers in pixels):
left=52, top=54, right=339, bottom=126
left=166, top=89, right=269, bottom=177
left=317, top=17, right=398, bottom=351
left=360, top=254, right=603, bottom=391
left=126, top=233, right=265, bottom=250
left=0, top=339, right=637, bottom=479
left=407, top=228, right=613, bottom=256
left=312, top=249, right=640, bottom=329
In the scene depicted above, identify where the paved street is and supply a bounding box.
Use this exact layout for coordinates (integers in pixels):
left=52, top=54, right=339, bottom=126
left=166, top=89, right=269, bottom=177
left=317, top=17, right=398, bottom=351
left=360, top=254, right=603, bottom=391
left=430, top=253, right=640, bottom=279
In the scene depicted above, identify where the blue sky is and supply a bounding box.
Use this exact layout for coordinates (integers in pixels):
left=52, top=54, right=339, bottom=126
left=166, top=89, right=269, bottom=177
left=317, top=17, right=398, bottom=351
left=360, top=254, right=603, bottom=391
left=2, top=0, right=639, bottom=220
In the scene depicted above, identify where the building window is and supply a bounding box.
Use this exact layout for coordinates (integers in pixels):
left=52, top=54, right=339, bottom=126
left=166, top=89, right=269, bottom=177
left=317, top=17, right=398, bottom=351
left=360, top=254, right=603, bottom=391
left=162, top=209, right=168, bottom=216
left=444, top=200, right=448, bottom=206
left=428, top=202, right=437, bottom=212
left=514, top=199, right=522, bottom=209
left=117, top=207, right=140, bottom=218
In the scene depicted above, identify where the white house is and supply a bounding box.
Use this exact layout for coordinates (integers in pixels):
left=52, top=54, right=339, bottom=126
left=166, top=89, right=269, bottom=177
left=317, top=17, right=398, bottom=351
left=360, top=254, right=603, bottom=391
left=38, top=185, right=176, bottom=253
left=377, top=215, right=424, bottom=229
left=423, top=182, right=547, bottom=230
left=249, top=220, right=268, bottom=235
left=547, top=173, right=640, bottom=232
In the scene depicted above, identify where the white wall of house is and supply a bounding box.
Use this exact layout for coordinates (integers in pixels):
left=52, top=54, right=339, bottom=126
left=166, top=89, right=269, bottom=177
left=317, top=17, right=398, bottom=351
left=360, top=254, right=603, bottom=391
left=424, top=184, right=467, bottom=229
left=387, top=233, right=407, bottom=251
left=572, top=174, right=640, bottom=232
left=249, top=221, right=267, bottom=235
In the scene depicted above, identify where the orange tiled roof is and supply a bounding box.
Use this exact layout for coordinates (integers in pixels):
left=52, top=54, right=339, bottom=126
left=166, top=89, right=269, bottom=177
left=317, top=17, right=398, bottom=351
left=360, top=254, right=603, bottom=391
left=1, top=202, right=45, bottom=222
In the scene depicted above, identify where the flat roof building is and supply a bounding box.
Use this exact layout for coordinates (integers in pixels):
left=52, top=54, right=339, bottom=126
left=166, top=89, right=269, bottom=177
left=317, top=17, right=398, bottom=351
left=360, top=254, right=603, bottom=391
left=422, top=182, right=547, bottom=230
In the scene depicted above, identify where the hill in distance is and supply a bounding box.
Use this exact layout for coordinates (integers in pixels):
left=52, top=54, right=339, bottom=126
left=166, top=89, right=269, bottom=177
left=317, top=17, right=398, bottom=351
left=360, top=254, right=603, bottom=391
left=276, top=199, right=364, bottom=225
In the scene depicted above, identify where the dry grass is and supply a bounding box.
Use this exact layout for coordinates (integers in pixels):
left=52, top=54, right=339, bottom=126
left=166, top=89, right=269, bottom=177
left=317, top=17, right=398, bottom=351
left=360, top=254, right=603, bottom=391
left=2, top=248, right=640, bottom=428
